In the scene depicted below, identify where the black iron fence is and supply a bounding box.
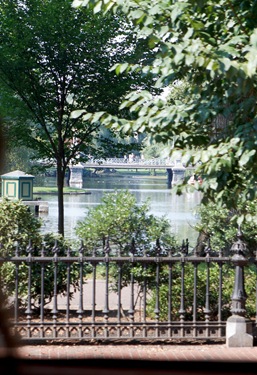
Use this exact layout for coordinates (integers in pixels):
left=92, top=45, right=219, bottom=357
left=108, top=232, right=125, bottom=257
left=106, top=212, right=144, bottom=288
left=0, top=232, right=256, bottom=344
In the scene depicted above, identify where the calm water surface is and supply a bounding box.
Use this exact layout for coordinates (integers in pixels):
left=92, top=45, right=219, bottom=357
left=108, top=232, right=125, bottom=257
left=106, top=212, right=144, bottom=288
left=38, top=173, right=202, bottom=248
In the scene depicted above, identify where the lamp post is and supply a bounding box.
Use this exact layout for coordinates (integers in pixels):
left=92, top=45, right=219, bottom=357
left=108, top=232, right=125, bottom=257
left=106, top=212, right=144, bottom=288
left=226, top=227, right=253, bottom=347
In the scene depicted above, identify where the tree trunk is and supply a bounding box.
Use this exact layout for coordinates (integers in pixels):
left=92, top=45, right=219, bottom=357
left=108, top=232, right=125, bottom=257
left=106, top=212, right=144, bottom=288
left=195, top=231, right=209, bottom=257
left=56, top=161, right=65, bottom=236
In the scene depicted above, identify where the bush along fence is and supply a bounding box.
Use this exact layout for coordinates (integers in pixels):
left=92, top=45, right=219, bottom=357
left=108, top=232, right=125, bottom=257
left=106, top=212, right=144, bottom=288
left=0, top=228, right=255, bottom=346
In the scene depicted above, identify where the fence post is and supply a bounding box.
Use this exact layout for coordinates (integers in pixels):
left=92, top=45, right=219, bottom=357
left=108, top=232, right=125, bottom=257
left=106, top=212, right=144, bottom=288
left=226, top=228, right=253, bottom=347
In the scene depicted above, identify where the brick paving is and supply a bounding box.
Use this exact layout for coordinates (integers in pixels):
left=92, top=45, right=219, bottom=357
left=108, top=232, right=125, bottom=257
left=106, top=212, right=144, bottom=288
left=15, top=344, right=257, bottom=362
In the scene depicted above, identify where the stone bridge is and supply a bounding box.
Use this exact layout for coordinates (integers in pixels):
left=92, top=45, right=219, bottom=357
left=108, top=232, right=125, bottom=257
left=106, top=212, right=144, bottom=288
left=69, top=158, right=191, bottom=189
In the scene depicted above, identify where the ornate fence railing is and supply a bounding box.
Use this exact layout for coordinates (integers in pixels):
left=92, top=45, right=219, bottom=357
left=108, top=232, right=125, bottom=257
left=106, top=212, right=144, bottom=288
left=1, top=235, right=255, bottom=344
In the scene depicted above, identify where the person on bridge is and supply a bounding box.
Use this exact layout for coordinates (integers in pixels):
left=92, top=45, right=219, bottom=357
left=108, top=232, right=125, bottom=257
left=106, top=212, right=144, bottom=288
left=129, top=153, right=135, bottom=162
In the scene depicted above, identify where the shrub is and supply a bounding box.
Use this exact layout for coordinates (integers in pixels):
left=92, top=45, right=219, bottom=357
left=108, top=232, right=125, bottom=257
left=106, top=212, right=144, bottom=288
left=76, top=189, right=178, bottom=256
left=0, top=198, right=80, bottom=310
left=76, top=189, right=179, bottom=289
left=0, top=198, right=42, bottom=255
left=194, top=200, right=257, bottom=256
left=146, top=200, right=257, bottom=321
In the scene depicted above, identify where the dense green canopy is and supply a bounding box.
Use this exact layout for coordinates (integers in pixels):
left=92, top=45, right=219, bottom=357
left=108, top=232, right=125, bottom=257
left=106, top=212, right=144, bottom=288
left=73, top=0, right=257, bottom=225
left=0, top=0, right=157, bottom=235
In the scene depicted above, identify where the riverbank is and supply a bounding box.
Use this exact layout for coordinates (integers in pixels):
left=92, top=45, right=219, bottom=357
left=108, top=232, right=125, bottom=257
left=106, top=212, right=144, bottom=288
left=33, top=187, right=91, bottom=195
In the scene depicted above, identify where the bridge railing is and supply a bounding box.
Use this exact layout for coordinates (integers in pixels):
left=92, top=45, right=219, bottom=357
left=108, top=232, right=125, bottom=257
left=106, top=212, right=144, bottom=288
left=83, top=158, right=183, bottom=167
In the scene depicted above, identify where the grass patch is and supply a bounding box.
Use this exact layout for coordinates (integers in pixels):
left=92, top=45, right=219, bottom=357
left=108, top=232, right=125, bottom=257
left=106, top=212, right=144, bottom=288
left=33, top=186, right=87, bottom=194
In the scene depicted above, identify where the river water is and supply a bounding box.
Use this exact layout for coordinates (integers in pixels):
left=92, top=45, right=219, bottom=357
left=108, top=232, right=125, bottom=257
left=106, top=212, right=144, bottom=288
left=37, top=172, right=202, bottom=248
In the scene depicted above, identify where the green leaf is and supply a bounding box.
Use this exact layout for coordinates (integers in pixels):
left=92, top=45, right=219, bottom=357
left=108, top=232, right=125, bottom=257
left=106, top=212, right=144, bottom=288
left=71, top=109, right=86, bottom=119
left=94, top=1, right=102, bottom=13
left=209, top=179, right=218, bottom=190
left=119, top=63, right=129, bottom=74
left=239, top=150, right=256, bottom=167
left=72, top=0, right=85, bottom=8
left=245, top=213, right=253, bottom=222
left=82, top=113, right=93, bottom=121
left=237, top=215, right=244, bottom=227
left=92, top=111, right=105, bottom=122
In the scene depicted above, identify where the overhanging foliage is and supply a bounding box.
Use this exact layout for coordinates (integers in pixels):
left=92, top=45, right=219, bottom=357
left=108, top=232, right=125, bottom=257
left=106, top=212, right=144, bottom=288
left=73, top=0, right=257, bottom=225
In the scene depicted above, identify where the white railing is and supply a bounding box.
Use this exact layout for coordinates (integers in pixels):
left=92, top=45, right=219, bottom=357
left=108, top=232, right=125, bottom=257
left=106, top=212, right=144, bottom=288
left=83, top=158, right=184, bottom=167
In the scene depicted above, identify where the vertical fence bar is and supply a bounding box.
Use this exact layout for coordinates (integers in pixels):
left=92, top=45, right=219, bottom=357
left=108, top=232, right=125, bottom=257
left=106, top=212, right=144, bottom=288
left=128, top=260, right=135, bottom=323
left=128, top=239, right=135, bottom=338
left=91, top=259, right=96, bottom=338
left=192, top=241, right=198, bottom=337
left=204, top=259, right=210, bottom=320
left=91, top=248, right=97, bottom=323
left=255, top=248, right=257, bottom=333
left=168, top=255, right=173, bottom=338
left=116, top=245, right=122, bottom=330
left=193, top=262, right=198, bottom=337
left=14, top=244, right=19, bottom=325
left=204, top=244, right=211, bottom=323
left=179, top=240, right=188, bottom=337
left=77, top=243, right=84, bottom=338
left=117, top=262, right=122, bottom=323
left=154, top=240, right=160, bottom=337
left=103, top=239, right=110, bottom=337
left=218, top=248, right=223, bottom=335
left=40, top=243, right=45, bottom=338
left=66, top=246, right=71, bottom=338
left=179, top=256, right=186, bottom=324
left=51, top=240, right=59, bottom=338
left=25, top=241, right=33, bottom=338
left=143, top=248, right=147, bottom=338
left=168, top=249, right=173, bottom=324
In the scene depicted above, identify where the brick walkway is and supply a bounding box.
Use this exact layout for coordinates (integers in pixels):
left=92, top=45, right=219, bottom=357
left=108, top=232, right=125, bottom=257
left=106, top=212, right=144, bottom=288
left=16, top=344, right=257, bottom=362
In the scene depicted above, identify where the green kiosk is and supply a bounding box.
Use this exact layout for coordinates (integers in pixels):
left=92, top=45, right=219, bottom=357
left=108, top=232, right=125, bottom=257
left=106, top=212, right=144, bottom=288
left=1, top=170, right=34, bottom=201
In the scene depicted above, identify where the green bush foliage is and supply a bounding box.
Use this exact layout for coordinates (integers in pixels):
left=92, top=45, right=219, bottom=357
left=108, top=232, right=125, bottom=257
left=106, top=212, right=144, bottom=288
left=146, top=200, right=257, bottom=321
left=76, top=189, right=178, bottom=256
left=0, top=199, right=80, bottom=310
left=76, top=189, right=179, bottom=288
left=0, top=198, right=42, bottom=255
left=194, top=200, right=257, bottom=256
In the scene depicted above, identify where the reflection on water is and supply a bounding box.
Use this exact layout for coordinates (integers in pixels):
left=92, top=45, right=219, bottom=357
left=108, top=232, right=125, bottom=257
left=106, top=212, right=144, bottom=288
left=38, top=174, right=202, bottom=248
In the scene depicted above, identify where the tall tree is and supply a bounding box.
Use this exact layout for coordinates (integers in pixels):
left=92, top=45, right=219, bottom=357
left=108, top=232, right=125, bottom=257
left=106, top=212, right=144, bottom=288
left=0, top=0, right=157, bottom=236
left=74, top=0, right=257, bottom=225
